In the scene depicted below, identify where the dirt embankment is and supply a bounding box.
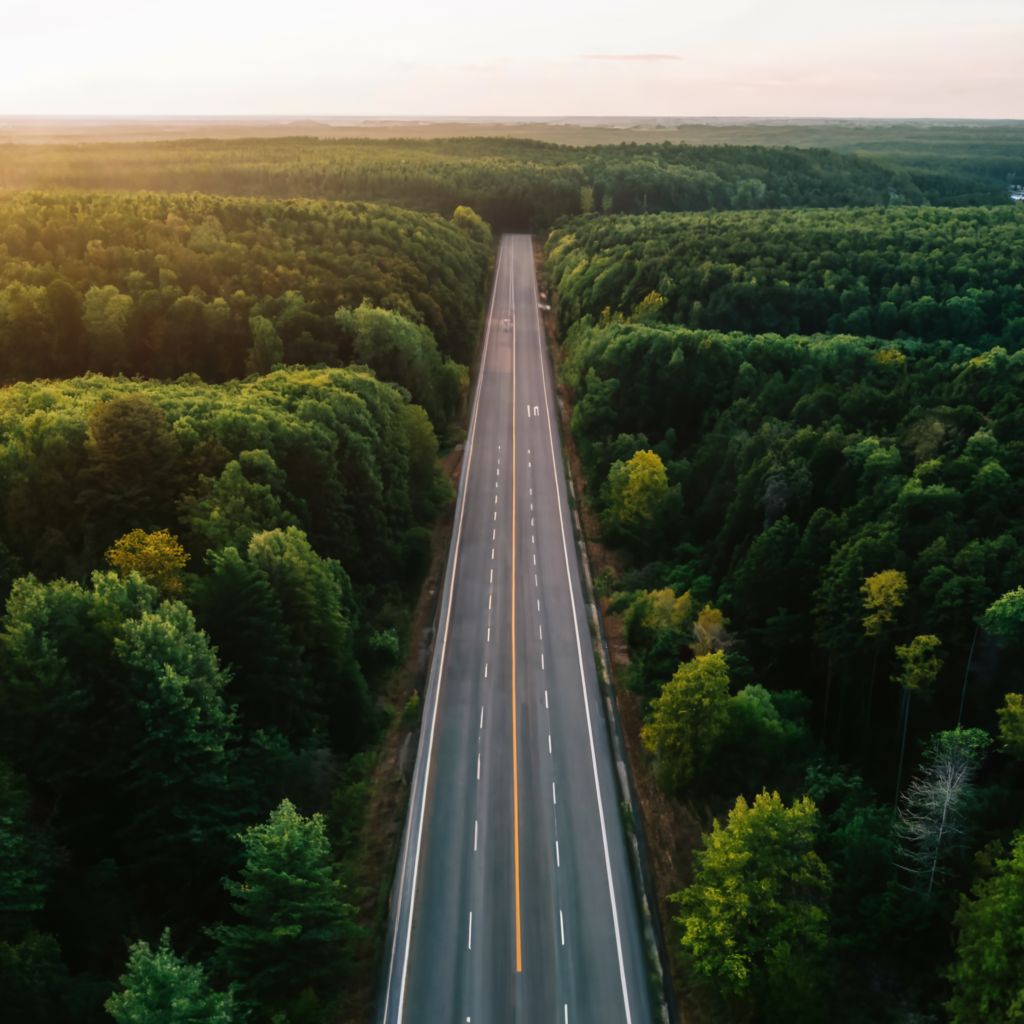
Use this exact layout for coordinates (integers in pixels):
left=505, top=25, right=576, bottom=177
left=534, top=240, right=710, bottom=1023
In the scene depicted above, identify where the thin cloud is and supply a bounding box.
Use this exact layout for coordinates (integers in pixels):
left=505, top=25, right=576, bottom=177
left=581, top=53, right=684, bottom=62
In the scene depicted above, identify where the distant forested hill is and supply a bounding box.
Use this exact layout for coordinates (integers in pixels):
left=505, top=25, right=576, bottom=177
left=0, top=136, right=946, bottom=230
left=548, top=206, right=1024, bottom=349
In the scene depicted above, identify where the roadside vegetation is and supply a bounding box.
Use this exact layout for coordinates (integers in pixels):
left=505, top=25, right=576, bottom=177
left=0, top=188, right=489, bottom=1022
left=547, top=205, right=1024, bottom=1023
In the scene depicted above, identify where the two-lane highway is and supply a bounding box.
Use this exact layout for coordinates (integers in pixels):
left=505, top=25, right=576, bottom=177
left=380, top=235, right=653, bottom=1024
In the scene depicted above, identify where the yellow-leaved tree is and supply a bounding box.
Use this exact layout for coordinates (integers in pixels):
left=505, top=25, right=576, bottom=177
left=860, top=568, right=908, bottom=747
left=106, top=528, right=189, bottom=596
left=606, top=449, right=670, bottom=542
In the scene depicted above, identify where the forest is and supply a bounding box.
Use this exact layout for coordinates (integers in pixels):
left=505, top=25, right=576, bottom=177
left=0, top=135, right=971, bottom=231
left=0, top=124, right=1021, bottom=1024
left=546, top=209, right=1024, bottom=1022
left=547, top=206, right=1024, bottom=350
left=0, top=366, right=456, bottom=1022
left=0, top=191, right=491, bottom=396
left=0, top=171, right=492, bottom=1020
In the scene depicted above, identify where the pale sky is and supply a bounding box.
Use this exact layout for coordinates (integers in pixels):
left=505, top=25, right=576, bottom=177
left=1, top=0, right=1021, bottom=117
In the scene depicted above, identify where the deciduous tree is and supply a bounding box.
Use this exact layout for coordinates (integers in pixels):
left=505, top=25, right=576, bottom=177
left=641, top=651, right=731, bottom=791
left=946, top=832, right=1024, bottom=1024
left=673, top=790, right=830, bottom=1020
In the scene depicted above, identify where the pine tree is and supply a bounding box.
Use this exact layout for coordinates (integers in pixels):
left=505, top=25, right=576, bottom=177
left=210, top=800, right=358, bottom=1015
left=106, top=930, right=237, bottom=1024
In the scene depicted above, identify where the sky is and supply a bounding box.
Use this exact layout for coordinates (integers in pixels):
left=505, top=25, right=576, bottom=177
left=1, top=0, right=1021, bottom=118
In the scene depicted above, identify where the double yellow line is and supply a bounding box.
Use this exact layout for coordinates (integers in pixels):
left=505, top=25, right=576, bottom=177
left=509, top=244, right=523, bottom=974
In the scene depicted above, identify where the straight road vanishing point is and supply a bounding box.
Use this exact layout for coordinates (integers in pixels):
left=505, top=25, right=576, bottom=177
left=380, top=236, right=654, bottom=1023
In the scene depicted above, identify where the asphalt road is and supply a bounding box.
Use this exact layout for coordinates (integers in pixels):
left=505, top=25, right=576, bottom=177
left=380, top=234, right=653, bottom=1024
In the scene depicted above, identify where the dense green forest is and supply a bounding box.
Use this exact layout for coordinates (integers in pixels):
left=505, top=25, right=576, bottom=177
left=0, top=191, right=491, bottom=398
left=548, top=206, right=1024, bottom=350
left=0, top=178, right=491, bottom=1020
left=0, top=125, right=1021, bottom=1024
left=0, top=366, right=454, bottom=1021
left=547, top=211, right=1024, bottom=1022
left=0, top=136, right=964, bottom=230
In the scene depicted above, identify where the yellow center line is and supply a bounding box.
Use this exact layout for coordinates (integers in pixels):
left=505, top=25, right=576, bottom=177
left=510, top=243, right=523, bottom=974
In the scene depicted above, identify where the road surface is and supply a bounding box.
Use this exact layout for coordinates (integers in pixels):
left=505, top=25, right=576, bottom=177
left=380, top=234, right=653, bottom=1024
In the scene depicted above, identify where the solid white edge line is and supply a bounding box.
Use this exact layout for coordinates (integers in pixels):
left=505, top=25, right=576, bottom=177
left=529, top=237, right=635, bottom=1024
left=382, top=242, right=506, bottom=1024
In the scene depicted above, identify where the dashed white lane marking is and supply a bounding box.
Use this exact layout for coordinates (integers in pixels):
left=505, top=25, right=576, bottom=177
left=497, top=467, right=500, bottom=477
left=474, top=819, right=478, bottom=851
left=531, top=518, right=535, bottom=527
left=491, top=549, right=495, bottom=560
left=552, top=781, right=557, bottom=805
left=489, top=568, right=493, bottom=584
left=484, top=663, right=488, bottom=678
left=559, top=910, right=565, bottom=946
left=537, top=599, right=541, bottom=611
left=480, top=706, right=485, bottom=729
left=528, top=461, right=532, bottom=469
left=493, top=511, right=497, bottom=522
left=468, top=912, right=473, bottom=950
left=541, top=653, right=545, bottom=671
left=539, top=625, right=543, bottom=640
left=494, top=494, right=498, bottom=503
left=487, top=627, right=491, bottom=643
left=492, top=529, right=496, bottom=541
left=544, top=690, right=549, bottom=708
left=529, top=487, right=533, bottom=496
left=534, top=574, right=538, bottom=586
left=476, top=753, right=481, bottom=780
left=548, top=733, right=552, bottom=754
left=556, top=840, right=560, bottom=866
left=488, top=594, right=492, bottom=611
left=531, top=534, right=535, bottom=544
left=533, top=553, right=537, bottom=566
left=565, top=1005, right=569, bottom=1024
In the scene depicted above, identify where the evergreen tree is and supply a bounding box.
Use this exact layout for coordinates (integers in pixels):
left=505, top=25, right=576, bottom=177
left=209, top=800, right=358, bottom=1016
left=106, top=930, right=237, bottom=1024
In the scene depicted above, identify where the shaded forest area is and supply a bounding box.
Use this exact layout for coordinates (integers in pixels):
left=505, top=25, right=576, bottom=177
left=547, top=210, right=1024, bottom=1023
left=548, top=206, right=1024, bottom=350
left=0, top=135, right=974, bottom=231
left=0, top=179, right=492, bottom=1021
left=0, top=367, right=456, bottom=1022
